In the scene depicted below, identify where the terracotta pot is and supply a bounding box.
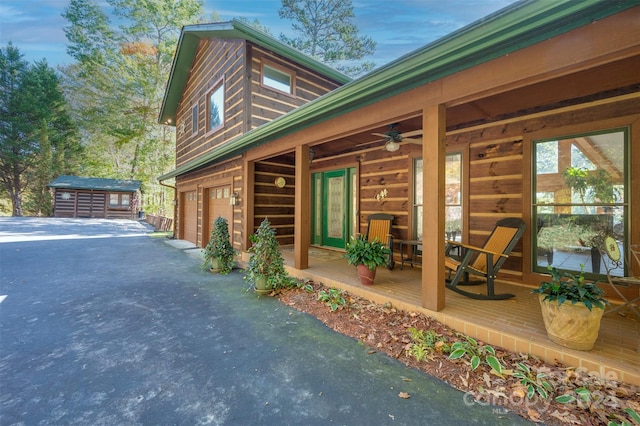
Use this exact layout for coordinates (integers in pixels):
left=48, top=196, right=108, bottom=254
left=357, top=264, right=377, bottom=286
left=538, top=294, right=604, bottom=351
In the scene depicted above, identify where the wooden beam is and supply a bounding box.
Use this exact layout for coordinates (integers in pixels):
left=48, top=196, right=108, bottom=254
left=422, top=104, right=446, bottom=311
left=294, top=145, right=310, bottom=269
left=243, top=156, right=255, bottom=251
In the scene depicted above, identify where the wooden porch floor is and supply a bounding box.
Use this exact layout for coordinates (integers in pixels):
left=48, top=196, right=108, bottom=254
left=281, top=246, right=640, bottom=386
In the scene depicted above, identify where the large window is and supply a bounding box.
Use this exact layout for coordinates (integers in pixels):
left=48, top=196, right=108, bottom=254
left=207, top=83, right=224, bottom=132
left=533, top=128, right=628, bottom=276
left=413, top=153, right=463, bottom=241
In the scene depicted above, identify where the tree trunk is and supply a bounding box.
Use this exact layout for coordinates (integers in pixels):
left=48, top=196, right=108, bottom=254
left=11, top=191, right=23, bottom=217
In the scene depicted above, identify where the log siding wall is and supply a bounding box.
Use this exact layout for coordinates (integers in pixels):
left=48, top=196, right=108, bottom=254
left=52, top=189, right=137, bottom=219
left=176, top=39, right=246, bottom=167
left=172, top=38, right=343, bottom=247
left=253, top=158, right=296, bottom=246
left=176, top=157, right=244, bottom=248
left=248, top=45, right=342, bottom=130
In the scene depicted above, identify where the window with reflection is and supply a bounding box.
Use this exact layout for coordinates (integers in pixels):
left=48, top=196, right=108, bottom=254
left=533, top=128, right=627, bottom=276
left=207, top=83, right=224, bottom=132
left=414, top=153, right=463, bottom=241
left=263, top=64, right=293, bottom=94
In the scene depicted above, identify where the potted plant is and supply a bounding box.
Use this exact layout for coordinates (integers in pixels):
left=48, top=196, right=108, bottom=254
left=532, top=265, right=608, bottom=351
left=244, top=218, right=296, bottom=294
left=344, top=235, right=392, bottom=286
left=202, top=216, right=236, bottom=274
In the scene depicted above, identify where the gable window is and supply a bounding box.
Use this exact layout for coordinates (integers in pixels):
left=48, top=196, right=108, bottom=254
left=109, top=193, right=130, bottom=209
left=262, top=64, right=293, bottom=95
left=207, top=83, right=224, bottom=132
left=192, top=103, right=198, bottom=135
left=533, top=128, right=628, bottom=277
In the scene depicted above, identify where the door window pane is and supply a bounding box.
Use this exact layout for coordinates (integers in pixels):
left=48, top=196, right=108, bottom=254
left=327, top=176, right=344, bottom=239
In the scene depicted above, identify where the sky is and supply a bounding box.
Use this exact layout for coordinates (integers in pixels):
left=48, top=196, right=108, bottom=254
left=0, top=0, right=517, bottom=70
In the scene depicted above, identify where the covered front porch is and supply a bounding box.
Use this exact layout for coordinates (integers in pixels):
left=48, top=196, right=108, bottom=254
left=281, top=246, right=640, bottom=386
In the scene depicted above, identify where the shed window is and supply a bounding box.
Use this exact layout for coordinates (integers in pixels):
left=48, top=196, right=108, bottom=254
left=109, top=193, right=130, bottom=208
left=207, top=83, right=224, bottom=132
left=533, top=128, right=628, bottom=277
left=263, top=64, right=293, bottom=94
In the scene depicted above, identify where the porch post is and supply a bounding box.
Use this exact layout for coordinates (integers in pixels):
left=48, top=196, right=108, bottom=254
left=422, top=104, right=446, bottom=311
left=294, top=145, right=311, bottom=269
left=243, top=157, right=255, bottom=252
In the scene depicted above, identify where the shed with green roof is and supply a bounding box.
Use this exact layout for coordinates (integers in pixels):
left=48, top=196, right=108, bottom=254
left=49, top=175, right=141, bottom=219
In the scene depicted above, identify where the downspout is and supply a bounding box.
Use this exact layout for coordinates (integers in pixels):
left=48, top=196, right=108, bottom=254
left=159, top=179, right=177, bottom=239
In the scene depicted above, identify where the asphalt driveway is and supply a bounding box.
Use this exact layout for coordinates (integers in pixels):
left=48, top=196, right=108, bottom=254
left=0, top=217, right=533, bottom=425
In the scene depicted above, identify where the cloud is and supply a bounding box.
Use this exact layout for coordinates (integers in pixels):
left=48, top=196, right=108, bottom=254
left=0, top=4, right=37, bottom=23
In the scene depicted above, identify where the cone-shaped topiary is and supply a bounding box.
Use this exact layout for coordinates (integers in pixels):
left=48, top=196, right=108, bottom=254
left=244, top=218, right=296, bottom=290
left=202, top=216, right=236, bottom=274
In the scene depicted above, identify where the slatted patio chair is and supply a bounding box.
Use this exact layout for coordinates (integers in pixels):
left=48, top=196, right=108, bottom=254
left=445, top=218, right=526, bottom=300
left=365, top=213, right=395, bottom=270
left=598, top=237, right=640, bottom=319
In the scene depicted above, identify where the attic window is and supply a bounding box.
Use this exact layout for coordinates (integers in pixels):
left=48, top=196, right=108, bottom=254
left=192, top=103, right=198, bottom=135
left=263, top=64, right=293, bottom=95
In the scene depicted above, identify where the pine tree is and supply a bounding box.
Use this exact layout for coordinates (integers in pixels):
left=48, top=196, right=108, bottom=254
left=278, top=0, right=376, bottom=77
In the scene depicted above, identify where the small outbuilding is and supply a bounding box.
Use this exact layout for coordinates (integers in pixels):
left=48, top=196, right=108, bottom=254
left=49, top=175, right=141, bottom=219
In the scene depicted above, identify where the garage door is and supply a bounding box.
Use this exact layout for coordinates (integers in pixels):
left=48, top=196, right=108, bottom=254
left=205, top=185, right=233, bottom=246
left=77, top=191, right=106, bottom=218
left=182, top=191, right=198, bottom=244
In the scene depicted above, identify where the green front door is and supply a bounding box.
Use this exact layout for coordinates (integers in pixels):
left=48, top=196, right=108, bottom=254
left=312, top=168, right=356, bottom=249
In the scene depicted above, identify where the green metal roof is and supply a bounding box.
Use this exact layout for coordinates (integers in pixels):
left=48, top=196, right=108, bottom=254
left=158, top=19, right=351, bottom=125
left=49, top=176, right=142, bottom=192
left=159, top=0, right=638, bottom=181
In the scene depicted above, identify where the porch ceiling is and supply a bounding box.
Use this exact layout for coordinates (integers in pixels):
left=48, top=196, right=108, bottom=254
left=307, top=56, right=640, bottom=160
left=447, top=55, right=640, bottom=131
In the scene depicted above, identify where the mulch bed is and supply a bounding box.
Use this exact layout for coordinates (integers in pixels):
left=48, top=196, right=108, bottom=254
left=275, top=281, right=640, bottom=425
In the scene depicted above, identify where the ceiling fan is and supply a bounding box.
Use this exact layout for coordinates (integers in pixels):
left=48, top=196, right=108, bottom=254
left=371, top=123, right=422, bottom=152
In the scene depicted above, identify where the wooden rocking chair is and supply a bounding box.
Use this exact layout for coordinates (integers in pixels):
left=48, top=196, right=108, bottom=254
left=365, top=213, right=395, bottom=270
left=445, top=218, right=526, bottom=300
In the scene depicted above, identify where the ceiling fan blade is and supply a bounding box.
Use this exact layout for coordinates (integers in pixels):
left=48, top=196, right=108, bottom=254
left=403, top=137, right=422, bottom=144
left=371, top=132, right=387, bottom=138
left=403, top=129, right=423, bottom=138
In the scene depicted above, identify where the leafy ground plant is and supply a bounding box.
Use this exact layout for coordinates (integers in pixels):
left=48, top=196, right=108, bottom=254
left=512, top=362, right=554, bottom=399
left=406, top=327, right=450, bottom=361
left=317, top=288, right=346, bottom=311
left=448, top=335, right=503, bottom=374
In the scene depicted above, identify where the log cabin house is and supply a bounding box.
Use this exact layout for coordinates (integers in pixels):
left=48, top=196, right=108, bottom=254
left=159, top=2, right=640, bottom=382
left=49, top=175, right=141, bottom=219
